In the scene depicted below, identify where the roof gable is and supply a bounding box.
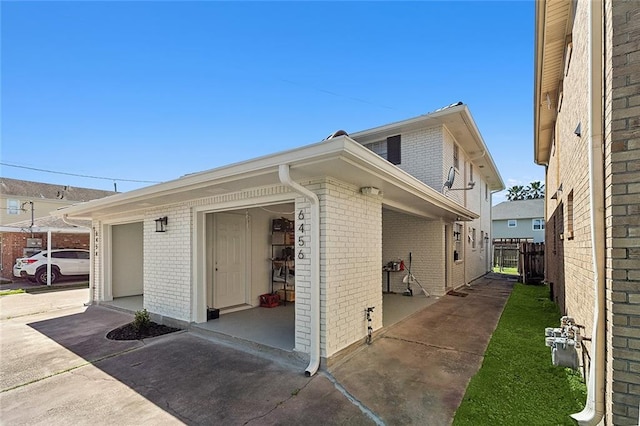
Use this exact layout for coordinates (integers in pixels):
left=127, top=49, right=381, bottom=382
left=492, top=199, right=544, bottom=220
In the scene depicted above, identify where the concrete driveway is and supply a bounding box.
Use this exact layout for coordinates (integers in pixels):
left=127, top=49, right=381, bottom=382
left=0, top=275, right=513, bottom=425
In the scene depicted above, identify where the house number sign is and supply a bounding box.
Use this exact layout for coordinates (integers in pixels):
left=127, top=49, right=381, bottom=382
left=298, top=209, right=305, bottom=259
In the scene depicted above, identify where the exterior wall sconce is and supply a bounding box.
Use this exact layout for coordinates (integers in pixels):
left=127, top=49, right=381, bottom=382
left=360, top=186, right=381, bottom=196
left=155, top=216, right=168, bottom=232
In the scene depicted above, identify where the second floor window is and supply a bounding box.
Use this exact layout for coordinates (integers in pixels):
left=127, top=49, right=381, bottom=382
left=7, top=199, right=20, bottom=215
left=508, top=219, right=517, bottom=228
left=533, top=219, right=545, bottom=230
left=364, top=135, right=401, bottom=165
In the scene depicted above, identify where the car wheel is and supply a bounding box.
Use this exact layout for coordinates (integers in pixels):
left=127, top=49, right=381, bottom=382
left=36, top=268, right=59, bottom=285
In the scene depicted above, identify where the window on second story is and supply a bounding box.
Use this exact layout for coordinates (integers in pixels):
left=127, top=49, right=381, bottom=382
left=453, top=144, right=459, bottom=169
left=533, top=219, right=545, bottom=231
left=7, top=199, right=20, bottom=215
left=507, top=219, right=517, bottom=228
left=363, top=135, right=401, bottom=165
left=485, top=183, right=488, bottom=201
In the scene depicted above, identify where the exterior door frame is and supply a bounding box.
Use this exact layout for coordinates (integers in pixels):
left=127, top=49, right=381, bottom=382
left=191, top=192, right=295, bottom=323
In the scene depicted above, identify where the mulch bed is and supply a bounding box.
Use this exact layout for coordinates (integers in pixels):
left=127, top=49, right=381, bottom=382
left=106, top=322, right=181, bottom=341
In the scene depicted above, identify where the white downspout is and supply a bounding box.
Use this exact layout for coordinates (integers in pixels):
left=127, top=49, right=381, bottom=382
left=571, top=0, right=605, bottom=424
left=278, top=164, right=320, bottom=377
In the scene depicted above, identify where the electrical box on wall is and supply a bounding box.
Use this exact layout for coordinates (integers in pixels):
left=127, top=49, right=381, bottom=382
left=26, top=238, right=42, bottom=248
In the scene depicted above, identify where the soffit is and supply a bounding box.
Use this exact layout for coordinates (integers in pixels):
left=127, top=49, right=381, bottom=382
left=534, top=0, right=571, bottom=165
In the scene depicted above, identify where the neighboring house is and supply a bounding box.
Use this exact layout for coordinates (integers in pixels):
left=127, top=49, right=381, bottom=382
left=491, top=199, right=545, bottom=243
left=0, top=178, right=115, bottom=280
left=0, top=216, right=91, bottom=281
left=58, top=103, right=504, bottom=374
left=0, top=178, right=116, bottom=226
left=534, top=1, right=639, bottom=424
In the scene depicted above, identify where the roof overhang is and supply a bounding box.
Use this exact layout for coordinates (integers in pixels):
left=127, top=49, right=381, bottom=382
left=0, top=226, right=89, bottom=234
left=56, top=136, right=478, bottom=222
left=350, top=104, right=504, bottom=191
left=534, top=0, right=571, bottom=165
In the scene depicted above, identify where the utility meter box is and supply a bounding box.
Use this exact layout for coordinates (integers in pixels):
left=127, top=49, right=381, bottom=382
left=26, top=238, right=42, bottom=248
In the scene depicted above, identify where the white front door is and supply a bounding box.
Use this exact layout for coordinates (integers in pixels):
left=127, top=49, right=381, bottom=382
left=213, top=213, right=247, bottom=308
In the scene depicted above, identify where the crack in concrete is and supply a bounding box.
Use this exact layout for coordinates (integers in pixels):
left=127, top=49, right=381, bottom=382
left=383, top=335, right=485, bottom=357
left=242, top=377, right=314, bottom=425
left=322, top=371, right=385, bottom=426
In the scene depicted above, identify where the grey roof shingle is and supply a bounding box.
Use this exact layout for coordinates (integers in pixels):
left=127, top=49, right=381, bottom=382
left=3, top=215, right=91, bottom=230
left=492, top=199, right=544, bottom=220
left=1, top=178, right=116, bottom=202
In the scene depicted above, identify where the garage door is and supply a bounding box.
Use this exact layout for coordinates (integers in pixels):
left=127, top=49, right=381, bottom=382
left=112, top=222, right=143, bottom=298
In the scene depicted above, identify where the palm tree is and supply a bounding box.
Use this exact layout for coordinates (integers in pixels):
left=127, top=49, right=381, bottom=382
left=506, top=185, right=526, bottom=201
left=526, top=181, right=545, bottom=199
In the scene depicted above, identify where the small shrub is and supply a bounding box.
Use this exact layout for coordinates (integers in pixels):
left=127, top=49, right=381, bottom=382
left=133, top=309, right=151, bottom=332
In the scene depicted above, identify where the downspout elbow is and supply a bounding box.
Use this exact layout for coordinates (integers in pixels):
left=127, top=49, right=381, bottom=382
left=278, top=165, right=321, bottom=377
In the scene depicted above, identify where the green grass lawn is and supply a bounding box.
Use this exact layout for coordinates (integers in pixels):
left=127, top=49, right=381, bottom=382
left=453, top=283, right=586, bottom=425
left=0, top=289, right=25, bottom=296
left=492, top=266, right=519, bottom=276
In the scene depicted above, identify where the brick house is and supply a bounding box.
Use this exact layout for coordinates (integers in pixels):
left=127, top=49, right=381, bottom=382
left=534, top=0, right=640, bottom=424
left=0, top=216, right=90, bottom=280
left=58, top=103, right=503, bottom=374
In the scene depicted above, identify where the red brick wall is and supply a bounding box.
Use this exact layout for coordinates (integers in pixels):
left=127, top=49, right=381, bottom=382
left=0, top=232, right=89, bottom=280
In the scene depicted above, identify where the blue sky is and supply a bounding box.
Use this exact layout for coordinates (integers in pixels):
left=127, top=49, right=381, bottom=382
left=1, top=1, right=542, bottom=204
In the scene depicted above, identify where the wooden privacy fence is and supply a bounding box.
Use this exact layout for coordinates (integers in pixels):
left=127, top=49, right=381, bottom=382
left=493, top=244, right=519, bottom=271
left=519, top=242, right=545, bottom=284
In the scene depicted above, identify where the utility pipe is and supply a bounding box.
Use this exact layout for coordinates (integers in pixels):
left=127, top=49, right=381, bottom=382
left=62, top=214, right=94, bottom=306
left=571, top=0, right=605, bottom=424
left=278, top=164, right=320, bottom=377
left=47, top=230, right=52, bottom=286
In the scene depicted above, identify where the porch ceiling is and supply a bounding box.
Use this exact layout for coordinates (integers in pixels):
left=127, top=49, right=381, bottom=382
left=56, top=137, right=478, bottom=222
left=534, top=0, right=571, bottom=165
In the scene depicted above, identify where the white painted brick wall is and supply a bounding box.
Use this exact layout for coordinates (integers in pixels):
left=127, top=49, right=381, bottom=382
left=396, top=127, right=444, bottom=190
left=143, top=205, right=192, bottom=322
left=382, top=209, right=446, bottom=296
left=317, top=178, right=382, bottom=358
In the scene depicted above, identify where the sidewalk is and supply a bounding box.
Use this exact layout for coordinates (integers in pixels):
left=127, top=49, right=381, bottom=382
left=329, top=273, right=513, bottom=425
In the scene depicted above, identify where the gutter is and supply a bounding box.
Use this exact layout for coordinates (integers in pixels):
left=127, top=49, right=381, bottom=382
left=571, top=1, right=605, bottom=424
left=278, top=164, right=320, bottom=377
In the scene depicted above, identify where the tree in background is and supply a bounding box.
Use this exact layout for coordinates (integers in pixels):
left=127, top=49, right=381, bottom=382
left=506, top=181, right=545, bottom=201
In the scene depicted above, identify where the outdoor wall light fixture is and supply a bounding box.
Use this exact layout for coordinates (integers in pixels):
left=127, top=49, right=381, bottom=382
left=360, top=186, right=381, bottom=196
left=155, top=216, right=168, bottom=232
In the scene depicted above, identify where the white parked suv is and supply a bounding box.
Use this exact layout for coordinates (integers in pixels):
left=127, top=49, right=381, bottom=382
left=13, top=249, right=90, bottom=284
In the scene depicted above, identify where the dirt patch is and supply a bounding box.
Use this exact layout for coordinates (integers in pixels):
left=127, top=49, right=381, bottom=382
left=107, top=322, right=181, bottom=341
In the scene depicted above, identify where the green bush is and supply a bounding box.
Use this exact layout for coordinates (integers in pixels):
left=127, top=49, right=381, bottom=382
left=133, top=309, right=151, bottom=331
